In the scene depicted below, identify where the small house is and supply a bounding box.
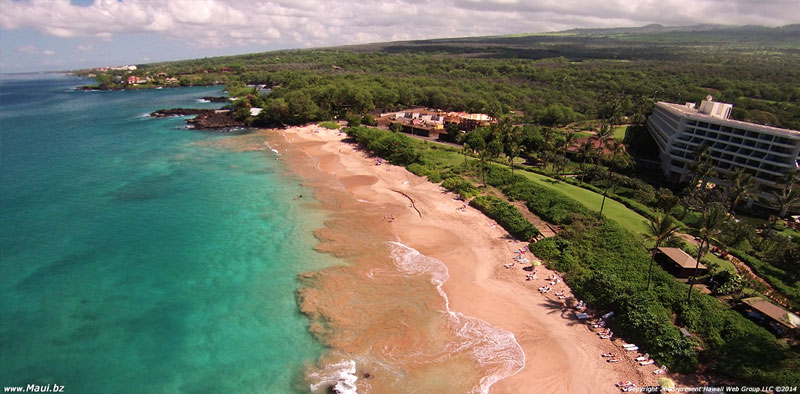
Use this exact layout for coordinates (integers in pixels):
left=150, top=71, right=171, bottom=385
left=656, top=247, right=707, bottom=278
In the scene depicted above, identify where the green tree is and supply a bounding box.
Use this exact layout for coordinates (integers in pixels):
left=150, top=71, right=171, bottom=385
left=577, top=140, right=596, bottom=183
left=464, top=131, right=486, bottom=167
left=361, top=114, right=377, bottom=126
left=477, top=141, right=491, bottom=187
left=687, top=203, right=727, bottom=305
left=645, top=212, right=681, bottom=290
left=598, top=170, right=618, bottom=217
left=605, top=139, right=630, bottom=172
left=538, top=127, right=557, bottom=170
left=504, top=126, right=525, bottom=176
left=724, top=168, right=756, bottom=213
left=591, top=124, right=613, bottom=172
left=770, top=169, right=800, bottom=218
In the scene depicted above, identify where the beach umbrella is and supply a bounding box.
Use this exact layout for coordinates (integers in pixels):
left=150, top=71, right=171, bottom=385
left=532, top=260, right=542, bottom=266
left=658, top=377, right=676, bottom=391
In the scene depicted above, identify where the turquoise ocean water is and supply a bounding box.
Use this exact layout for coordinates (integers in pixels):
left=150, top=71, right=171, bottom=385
left=0, top=74, right=331, bottom=393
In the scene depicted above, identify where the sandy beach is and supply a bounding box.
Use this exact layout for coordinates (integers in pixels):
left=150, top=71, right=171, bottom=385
left=266, top=125, right=666, bottom=393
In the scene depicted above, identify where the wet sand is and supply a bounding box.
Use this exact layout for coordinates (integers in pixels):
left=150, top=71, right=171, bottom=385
left=266, top=125, right=664, bottom=393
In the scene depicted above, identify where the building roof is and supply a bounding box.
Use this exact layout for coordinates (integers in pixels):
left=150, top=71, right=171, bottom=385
left=743, top=297, right=799, bottom=329
left=656, top=102, right=800, bottom=139
left=657, top=247, right=707, bottom=270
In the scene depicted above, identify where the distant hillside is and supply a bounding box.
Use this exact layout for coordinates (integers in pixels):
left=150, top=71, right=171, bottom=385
left=83, top=22, right=799, bottom=130
left=559, top=23, right=800, bottom=48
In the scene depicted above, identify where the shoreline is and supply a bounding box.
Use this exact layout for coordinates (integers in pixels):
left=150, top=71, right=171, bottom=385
left=271, top=125, right=663, bottom=393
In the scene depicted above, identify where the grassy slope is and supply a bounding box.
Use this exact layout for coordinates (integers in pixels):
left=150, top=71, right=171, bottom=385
left=518, top=171, right=652, bottom=236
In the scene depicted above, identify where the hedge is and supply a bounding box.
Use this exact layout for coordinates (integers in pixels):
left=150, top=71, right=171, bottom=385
left=470, top=195, right=540, bottom=241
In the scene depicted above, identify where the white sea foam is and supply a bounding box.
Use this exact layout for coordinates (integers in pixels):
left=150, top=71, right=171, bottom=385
left=308, top=359, right=358, bottom=394
left=386, top=242, right=526, bottom=394
left=196, top=98, right=210, bottom=103
left=263, top=141, right=281, bottom=156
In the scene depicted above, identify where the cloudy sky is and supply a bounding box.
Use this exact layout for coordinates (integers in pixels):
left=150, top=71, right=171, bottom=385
left=1, top=0, right=798, bottom=73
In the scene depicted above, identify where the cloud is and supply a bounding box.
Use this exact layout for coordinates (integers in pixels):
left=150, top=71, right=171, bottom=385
left=15, top=44, right=56, bottom=55
left=76, top=44, right=93, bottom=52
left=0, top=0, right=798, bottom=51
left=16, top=45, right=40, bottom=54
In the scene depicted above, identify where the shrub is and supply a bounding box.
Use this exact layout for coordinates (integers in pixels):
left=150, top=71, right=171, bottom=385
left=345, top=126, right=421, bottom=166
left=361, top=114, right=377, bottom=126
left=470, top=195, right=539, bottom=240
left=318, top=121, right=340, bottom=129
left=441, top=177, right=479, bottom=199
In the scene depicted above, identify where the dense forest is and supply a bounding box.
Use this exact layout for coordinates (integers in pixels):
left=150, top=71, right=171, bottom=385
left=96, top=24, right=800, bottom=130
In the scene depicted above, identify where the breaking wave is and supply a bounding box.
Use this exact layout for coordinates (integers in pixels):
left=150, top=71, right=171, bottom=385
left=387, top=242, right=526, bottom=394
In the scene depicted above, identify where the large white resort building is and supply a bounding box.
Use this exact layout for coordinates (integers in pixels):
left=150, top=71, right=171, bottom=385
left=646, top=96, right=800, bottom=205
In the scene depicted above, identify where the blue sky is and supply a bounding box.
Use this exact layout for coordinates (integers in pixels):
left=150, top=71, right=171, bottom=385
left=1, top=0, right=798, bottom=73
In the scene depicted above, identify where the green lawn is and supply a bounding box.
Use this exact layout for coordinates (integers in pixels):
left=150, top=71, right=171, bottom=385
left=694, top=248, right=737, bottom=273
left=737, top=213, right=800, bottom=238
left=411, top=138, right=651, bottom=237
left=613, top=125, right=628, bottom=140
left=517, top=170, right=651, bottom=236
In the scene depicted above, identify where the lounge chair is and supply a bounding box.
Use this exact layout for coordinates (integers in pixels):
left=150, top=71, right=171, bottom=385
left=652, top=365, right=668, bottom=375
left=624, top=346, right=639, bottom=351
left=639, top=360, right=655, bottom=366
left=622, top=344, right=637, bottom=349
left=635, top=354, right=649, bottom=362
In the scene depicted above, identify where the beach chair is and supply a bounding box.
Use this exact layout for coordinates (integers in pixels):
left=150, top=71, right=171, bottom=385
left=622, top=344, right=637, bottom=349
left=635, top=354, right=649, bottom=362
left=652, top=365, right=668, bottom=375
left=639, top=360, right=655, bottom=366
left=624, top=346, right=639, bottom=351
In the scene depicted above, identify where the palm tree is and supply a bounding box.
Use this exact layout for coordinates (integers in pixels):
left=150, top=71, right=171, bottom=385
left=591, top=123, right=613, bottom=171
left=562, top=131, right=579, bottom=154
left=725, top=168, right=755, bottom=213
left=687, top=145, right=716, bottom=192
left=577, top=140, right=596, bottom=183
left=771, top=169, right=800, bottom=218
left=478, top=145, right=491, bottom=187
left=555, top=131, right=579, bottom=176
left=599, top=170, right=617, bottom=217
left=504, top=126, right=524, bottom=176
left=645, top=212, right=681, bottom=290
left=687, top=203, right=727, bottom=305
left=538, top=127, right=556, bottom=170
left=605, top=139, right=630, bottom=172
